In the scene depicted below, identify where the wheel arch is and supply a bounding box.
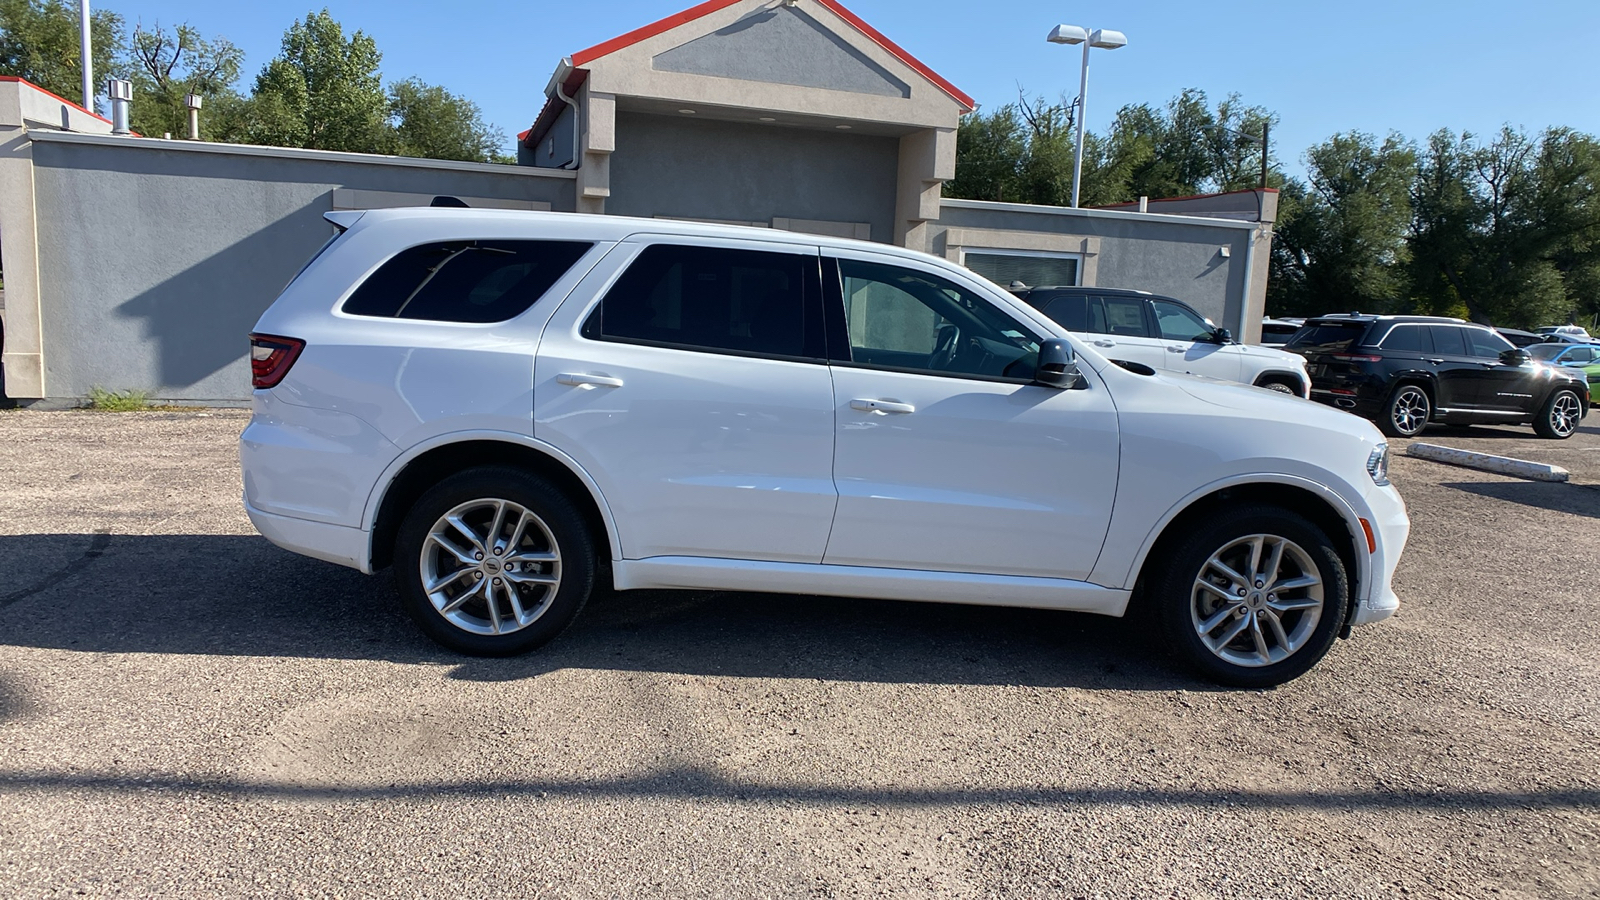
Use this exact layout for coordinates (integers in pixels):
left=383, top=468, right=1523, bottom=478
left=363, top=431, right=619, bottom=572
left=1124, top=476, right=1370, bottom=631
left=1251, top=369, right=1307, bottom=393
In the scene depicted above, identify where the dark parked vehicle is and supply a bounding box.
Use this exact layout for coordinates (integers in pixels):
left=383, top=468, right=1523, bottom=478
left=1285, top=314, right=1590, bottom=439
left=1495, top=327, right=1545, bottom=348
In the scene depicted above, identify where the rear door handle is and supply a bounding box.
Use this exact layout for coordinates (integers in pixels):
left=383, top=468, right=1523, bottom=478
left=556, top=373, right=624, bottom=388
left=1423, top=358, right=1444, bottom=365
left=850, top=398, right=915, bottom=414
left=1093, top=339, right=1116, bottom=347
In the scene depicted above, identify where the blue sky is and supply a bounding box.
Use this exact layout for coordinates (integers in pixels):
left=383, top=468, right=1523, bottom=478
left=95, top=0, right=1600, bottom=171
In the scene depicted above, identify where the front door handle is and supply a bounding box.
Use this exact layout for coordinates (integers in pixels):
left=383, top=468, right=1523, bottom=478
left=850, top=398, right=915, bottom=414
left=1093, top=339, right=1116, bottom=347
left=1423, top=357, right=1444, bottom=365
left=556, top=373, right=624, bottom=388
left=1167, top=345, right=1187, bottom=353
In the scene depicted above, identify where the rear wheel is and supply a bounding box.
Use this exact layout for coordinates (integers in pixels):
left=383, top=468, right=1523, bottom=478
left=1533, top=388, right=1583, bottom=440
left=1153, top=505, right=1349, bottom=688
left=1380, top=384, right=1431, bottom=438
left=394, top=466, right=595, bottom=656
left=1257, top=377, right=1299, bottom=396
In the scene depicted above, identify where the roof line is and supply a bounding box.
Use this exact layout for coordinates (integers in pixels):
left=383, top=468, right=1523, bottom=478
left=568, top=0, right=974, bottom=111
left=1096, top=186, right=1280, bottom=207
left=0, top=75, right=115, bottom=125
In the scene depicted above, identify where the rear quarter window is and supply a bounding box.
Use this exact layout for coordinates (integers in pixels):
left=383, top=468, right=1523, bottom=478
left=342, top=240, right=593, bottom=323
left=1285, top=323, right=1368, bottom=352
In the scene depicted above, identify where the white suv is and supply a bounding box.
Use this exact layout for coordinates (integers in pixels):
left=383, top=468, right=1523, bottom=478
left=241, top=209, right=1408, bottom=687
left=1010, top=286, right=1312, bottom=395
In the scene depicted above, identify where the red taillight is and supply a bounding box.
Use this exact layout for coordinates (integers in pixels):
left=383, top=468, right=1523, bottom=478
left=250, top=333, right=305, bottom=389
left=1330, top=353, right=1382, bottom=363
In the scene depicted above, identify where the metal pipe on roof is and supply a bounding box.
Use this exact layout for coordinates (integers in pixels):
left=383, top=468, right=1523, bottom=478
left=79, top=0, right=92, bottom=111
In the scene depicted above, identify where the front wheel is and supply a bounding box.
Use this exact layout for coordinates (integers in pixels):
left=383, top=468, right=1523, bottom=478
left=1533, top=388, right=1583, bottom=440
left=1152, top=505, right=1349, bottom=688
left=394, top=466, right=595, bottom=656
left=1380, top=384, right=1431, bottom=438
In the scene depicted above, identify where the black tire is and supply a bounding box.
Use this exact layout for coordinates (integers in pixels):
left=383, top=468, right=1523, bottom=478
left=1257, top=378, right=1299, bottom=396
left=1379, top=383, right=1431, bottom=438
left=1532, top=388, right=1584, bottom=440
left=1152, top=505, right=1349, bottom=688
left=394, top=466, right=595, bottom=656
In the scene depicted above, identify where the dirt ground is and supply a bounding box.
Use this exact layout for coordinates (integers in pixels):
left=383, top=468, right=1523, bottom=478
left=0, top=409, right=1596, bottom=898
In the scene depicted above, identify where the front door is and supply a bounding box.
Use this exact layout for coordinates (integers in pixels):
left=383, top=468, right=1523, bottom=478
left=1150, top=297, right=1239, bottom=381
left=822, top=251, right=1120, bottom=581
left=534, top=238, right=839, bottom=563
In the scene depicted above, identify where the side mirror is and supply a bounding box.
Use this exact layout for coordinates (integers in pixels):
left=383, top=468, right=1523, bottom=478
left=1034, top=338, right=1082, bottom=389
left=1499, top=348, right=1531, bottom=366
left=1211, top=327, right=1234, bottom=344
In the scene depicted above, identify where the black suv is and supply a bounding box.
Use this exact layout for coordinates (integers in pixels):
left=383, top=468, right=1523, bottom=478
left=1285, top=314, right=1590, bottom=439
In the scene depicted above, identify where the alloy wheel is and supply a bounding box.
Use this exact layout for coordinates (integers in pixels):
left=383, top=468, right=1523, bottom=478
left=1190, top=534, right=1325, bottom=668
left=1391, top=387, right=1428, bottom=435
left=1551, top=393, right=1581, bottom=437
left=419, top=498, right=562, bottom=636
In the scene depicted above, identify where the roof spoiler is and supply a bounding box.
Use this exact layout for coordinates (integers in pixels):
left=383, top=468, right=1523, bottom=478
left=324, top=210, right=365, bottom=232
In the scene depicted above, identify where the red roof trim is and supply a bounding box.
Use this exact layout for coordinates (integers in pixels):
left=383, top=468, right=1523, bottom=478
left=0, top=75, right=114, bottom=125
left=811, top=0, right=974, bottom=110
left=568, top=0, right=974, bottom=111
left=523, top=68, right=590, bottom=149
left=572, top=0, right=742, bottom=66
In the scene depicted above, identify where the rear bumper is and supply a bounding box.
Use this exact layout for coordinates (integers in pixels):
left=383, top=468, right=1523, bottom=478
left=245, top=498, right=372, bottom=574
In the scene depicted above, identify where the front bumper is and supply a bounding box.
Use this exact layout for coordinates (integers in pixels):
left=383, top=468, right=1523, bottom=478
left=1350, top=482, right=1409, bottom=626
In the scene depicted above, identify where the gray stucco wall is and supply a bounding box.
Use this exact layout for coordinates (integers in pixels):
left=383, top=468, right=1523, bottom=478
left=525, top=102, right=576, bottom=169
left=933, top=204, right=1254, bottom=332
left=607, top=112, right=898, bottom=242
left=27, top=138, right=575, bottom=402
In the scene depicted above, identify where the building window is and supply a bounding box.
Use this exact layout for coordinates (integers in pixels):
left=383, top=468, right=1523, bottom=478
left=961, top=250, right=1081, bottom=290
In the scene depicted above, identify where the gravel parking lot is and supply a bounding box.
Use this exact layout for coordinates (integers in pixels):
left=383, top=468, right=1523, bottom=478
left=0, top=408, right=1597, bottom=898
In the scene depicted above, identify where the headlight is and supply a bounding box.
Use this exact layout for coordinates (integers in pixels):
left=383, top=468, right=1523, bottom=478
left=1366, top=443, right=1390, bottom=486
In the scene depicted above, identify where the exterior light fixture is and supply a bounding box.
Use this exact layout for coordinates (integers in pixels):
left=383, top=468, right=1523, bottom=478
left=1047, top=24, right=1128, bottom=207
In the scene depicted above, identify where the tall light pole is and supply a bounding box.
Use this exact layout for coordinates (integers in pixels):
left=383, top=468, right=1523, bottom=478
left=1047, top=24, right=1127, bottom=208
left=79, top=0, right=92, bottom=111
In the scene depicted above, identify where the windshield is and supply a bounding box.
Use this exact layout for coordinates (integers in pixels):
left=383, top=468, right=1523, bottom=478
left=1285, top=322, right=1367, bottom=353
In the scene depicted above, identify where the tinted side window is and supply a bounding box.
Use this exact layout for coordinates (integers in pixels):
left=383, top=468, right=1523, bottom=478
left=1466, top=328, right=1514, bottom=358
left=584, top=245, right=819, bottom=359
left=1429, top=326, right=1469, bottom=356
left=343, top=240, right=592, bottom=323
left=837, top=259, right=1042, bottom=380
left=1041, top=295, right=1089, bottom=331
left=1097, top=296, right=1151, bottom=337
left=1285, top=323, right=1367, bottom=351
left=1380, top=325, right=1429, bottom=352
left=1150, top=299, right=1213, bottom=341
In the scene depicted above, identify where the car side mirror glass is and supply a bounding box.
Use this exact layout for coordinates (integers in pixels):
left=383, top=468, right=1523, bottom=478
left=1499, top=348, right=1531, bottom=366
left=1212, top=327, right=1233, bottom=344
left=1034, top=338, right=1082, bottom=389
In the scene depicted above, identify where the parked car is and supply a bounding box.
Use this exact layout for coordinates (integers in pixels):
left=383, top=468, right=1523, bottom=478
left=1537, top=332, right=1598, bottom=346
left=241, top=209, right=1410, bottom=687
left=1260, top=318, right=1305, bottom=345
left=1537, top=325, right=1595, bottom=341
left=1495, top=327, right=1545, bottom=348
left=1008, top=286, right=1311, bottom=396
left=1285, top=314, right=1590, bottom=439
left=1527, top=342, right=1600, bottom=402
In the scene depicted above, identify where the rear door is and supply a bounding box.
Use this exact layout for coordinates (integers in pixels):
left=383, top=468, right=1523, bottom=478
left=1426, top=325, right=1484, bottom=409
left=534, top=237, right=839, bottom=564
left=1084, top=294, right=1167, bottom=371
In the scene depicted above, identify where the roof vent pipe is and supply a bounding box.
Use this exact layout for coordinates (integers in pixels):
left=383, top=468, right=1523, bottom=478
left=107, top=78, right=131, bottom=135
left=184, top=92, right=202, bottom=140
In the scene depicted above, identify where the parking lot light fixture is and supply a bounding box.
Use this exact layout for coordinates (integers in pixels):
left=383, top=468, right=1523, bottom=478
left=1047, top=24, right=1128, bottom=208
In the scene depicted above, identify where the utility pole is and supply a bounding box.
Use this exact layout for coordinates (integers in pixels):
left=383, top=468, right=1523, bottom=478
left=79, top=0, right=92, bottom=111
left=1260, top=121, right=1270, bottom=189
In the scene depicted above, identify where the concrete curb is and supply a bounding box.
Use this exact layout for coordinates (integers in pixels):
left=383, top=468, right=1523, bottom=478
left=1405, top=443, right=1570, bottom=482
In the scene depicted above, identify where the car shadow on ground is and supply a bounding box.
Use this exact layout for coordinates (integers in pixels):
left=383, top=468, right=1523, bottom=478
left=1416, top=423, right=1600, bottom=441
left=1442, top=480, right=1600, bottom=519
left=0, top=533, right=1196, bottom=692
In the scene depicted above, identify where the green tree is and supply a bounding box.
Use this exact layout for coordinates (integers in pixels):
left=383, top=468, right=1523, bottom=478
left=241, top=9, right=389, bottom=153
left=947, top=104, right=1027, bottom=202
left=1409, top=127, right=1600, bottom=327
left=1268, top=132, right=1415, bottom=317
left=0, top=0, right=121, bottom=107
left=389, top=77, right=504, bottom=162
left=124, top=21, right=243, bottom=139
